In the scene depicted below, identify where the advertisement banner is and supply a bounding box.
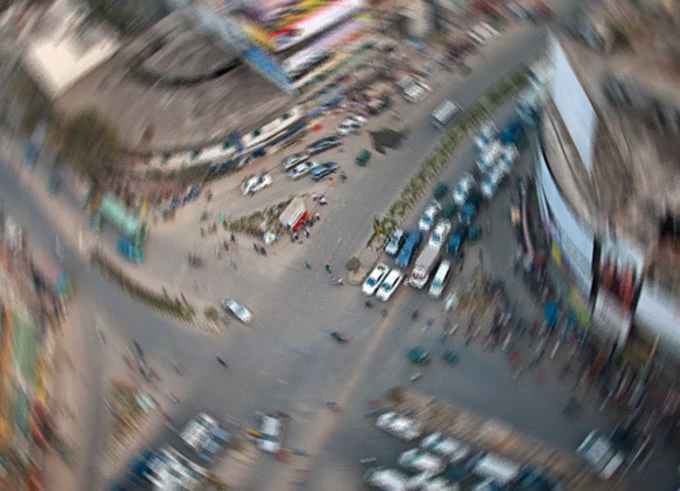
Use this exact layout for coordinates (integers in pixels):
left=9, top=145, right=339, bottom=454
left=598, top=234, right=643, bottom=313
left=592, top=291, right=632, bottom=347
left=270, top=0, right=365, bottom=51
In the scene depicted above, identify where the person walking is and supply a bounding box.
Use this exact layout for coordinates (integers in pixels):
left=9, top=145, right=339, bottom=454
left=304, top=261, right=311, bottom=269
left=325, top=264, right=332, bottom=274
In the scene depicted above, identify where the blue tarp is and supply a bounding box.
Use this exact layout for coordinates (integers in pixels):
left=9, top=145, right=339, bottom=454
left=544, top=300, right=559, bottom=329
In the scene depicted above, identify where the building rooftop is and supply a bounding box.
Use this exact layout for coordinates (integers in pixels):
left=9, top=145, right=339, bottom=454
left=53, top=13, right=294, bottom=153
left=21, top=0, right=121, bottom=100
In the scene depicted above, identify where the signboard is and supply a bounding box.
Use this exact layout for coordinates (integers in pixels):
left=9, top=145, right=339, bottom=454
left=550, top=35, right=597, bottom=174
left=269, top=0, right=365, bottom=52
left=598, top=234, right=643, bottom=313
left=536, top=138, right=594, bottom=298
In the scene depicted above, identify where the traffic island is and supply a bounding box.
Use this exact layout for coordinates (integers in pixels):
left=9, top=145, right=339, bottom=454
left=383, top=389, right=609, bottom=490
left=90, top=248, right=195, bottom=321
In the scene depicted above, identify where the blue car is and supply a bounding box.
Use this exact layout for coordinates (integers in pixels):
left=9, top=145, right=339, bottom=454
left=310, top=161, right=339, bottom=181
left=447, top=224, right=468, bottom=256
left=396, top=231, right=421, bottom=268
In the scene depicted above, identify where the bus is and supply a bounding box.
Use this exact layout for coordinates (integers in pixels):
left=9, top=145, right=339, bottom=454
left=431, top=99, right=461, bottom=129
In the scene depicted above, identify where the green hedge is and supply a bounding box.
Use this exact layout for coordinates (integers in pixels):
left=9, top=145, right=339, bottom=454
left=90, top=249, right=195, bottom=321
left=371, top=67, right=530, bottom=249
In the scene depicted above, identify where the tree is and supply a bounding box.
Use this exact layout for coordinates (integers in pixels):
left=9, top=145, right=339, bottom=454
left=53, top=109, right=120, bottom=183
left=345, top=257, right=361, bottom=272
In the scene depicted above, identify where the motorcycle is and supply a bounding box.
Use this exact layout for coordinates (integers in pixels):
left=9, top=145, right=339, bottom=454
left=409, top=372, right=422, bottom=383
left=330, top=331, right=349, bottom=343
left=216, top=356, right=228, bottom=367
left=411, top=310, right=419, bottom=321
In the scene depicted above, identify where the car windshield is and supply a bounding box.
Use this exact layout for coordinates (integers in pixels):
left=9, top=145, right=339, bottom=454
left=422, top=215, right=432, bottom=224
left=432, top=233, right=441, bottom=242
left=233, top=304, right=245, bottom=315
left=367, top=278, right=377, bottom=286
left=381, top=282, right=392, bottom=291
left=432, top=279, right=442, bottom=288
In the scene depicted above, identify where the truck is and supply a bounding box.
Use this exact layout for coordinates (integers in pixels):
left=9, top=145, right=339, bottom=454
left=278, top=197, right=307, bottom=231
left=408, top=244, right=441, bottom=289
left=431, top=100, right=461, bottom=129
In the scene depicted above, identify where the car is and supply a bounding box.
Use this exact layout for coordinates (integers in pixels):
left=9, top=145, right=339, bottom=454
left=280, top=151, right=310, bottom=171
left=310, top=161, right=339, bottom=181
left=375, top=269, right=404, bottom=302
left=180, top=412, right=219, bottom=452
left=447, top=224, right=468, bottom=256
left=336, top=119, right=360, bottom=136
left=418, top=202, right=442, bottom=232
left=576, top=431, right=625, bottom=480
left=307, top=136, right=341, bottom=155
left=257, top=414, right=283, bottom=454
left=496, top=144, right=519, bottom=174
left=376, top=412, right=421, bottom=441
left=480, top=167, right=505, bottom=199
left=429, top=220, right=451, bottom=248
left=452, top=173, right=476, bottom=206
left=476, top=141, right=503, bottom=175
left=220, top=298, right=252, bottom=323
left=384, top=228, right=405, bottom=256
left=428, top=260, right=451, bottom=299
left=398, top=449, right=445, bottom=475
left=240, top=173, right=273, bottom=196
left=459, top=203, right=477, bottom=226
left=403, top=81, right=431, bottom=103
left=362, top=263, right=390, bottom=296
left=287, top=160, right=318, bottom=180
left=474, top=121, right=498, bottom=151
left=348, top=114, right=367, bottom=125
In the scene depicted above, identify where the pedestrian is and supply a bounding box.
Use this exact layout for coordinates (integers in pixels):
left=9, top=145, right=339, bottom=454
left=325, top=264, right=332, bottom=274
left=231, top=233, right=236, bottom=243
left=293, top=232, right=299, bottom=241
left=314, top=212, right=320, bottom=221
left=259, top=246, right=266, bottom=256
left=200, top=227, right=205, bottom=238
left=304, top=228, right=310, bottom=238
left=230, top=257, right=237, bottom=269
left=304, top=261, right=311, bottom=269
left=253, top=242, right=259, bottom=252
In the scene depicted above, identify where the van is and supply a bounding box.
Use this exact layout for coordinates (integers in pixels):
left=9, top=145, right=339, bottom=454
left=257, top=415, right=283, bottom=454
left=396, top=231, right=422, bottom=268
left=428, top=260, right=452, bottom=299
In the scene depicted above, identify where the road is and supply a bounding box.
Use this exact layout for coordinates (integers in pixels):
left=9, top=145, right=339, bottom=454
left=8, top=1, right=672, bottom=490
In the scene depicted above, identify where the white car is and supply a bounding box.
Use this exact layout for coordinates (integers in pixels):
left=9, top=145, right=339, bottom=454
left=452, top=173, right=476, bottom=206
left=429, top=220, right=451, bottom=248
left=480, top=167, right=505, bottom=199
left=336, top=119, right=360, bottom=136
left=375, top=269, right=404, bottom=302
left=421, top=432, right=471, bottom=464
left=496, top=144, right=519, bottom=175
left=362, top=263, right=390, bottom=296
left=576, top=431, right=625, bottom=480
left=474, top=121, right=498, bottom=151
left=418, top=202, right=441, bottom=232
left=384, top=228, right=405, bottom=256
left=376, top=412, right=422, bottom=441
left=257, top=414, right=283, bottom=454
left=397, top=448, right=445, bottom=475
left=240, top=173, right=273, bottom=196
left=403, top=81, right=431, bottom=103
left=348, top=114, right=367, bottom=126
left=287, top=160, right=318, bottom=180
left=220, top=298, right=252, bottom=324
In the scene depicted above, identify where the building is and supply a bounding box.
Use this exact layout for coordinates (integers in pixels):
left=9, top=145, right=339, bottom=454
left=534, top=0, right=680, bottom=365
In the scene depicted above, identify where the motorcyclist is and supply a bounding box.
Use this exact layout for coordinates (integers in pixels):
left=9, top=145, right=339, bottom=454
left=365, top=300, right=373, bottom=308
left=411, top=310, right=419, bottom=320
left=216, top=356, right=228, bottom=367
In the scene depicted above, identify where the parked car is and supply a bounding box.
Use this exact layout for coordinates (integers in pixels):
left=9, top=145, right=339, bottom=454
left=398, top=449, right=445, bottom=475
left=307, top=136, right=341, bottom=155
left=362, top=263, right=390, bottom=296
left=375, top=269, right=404, bottom=302
left=418, top=201, right=442, bottom=232
left=240, top=173, right=272, bottom=196
left=480, top=167, right=505, bottom=199
left=496, top=144, right=519, bottom=175
left=420, top=432, right=471, bottom=464
left=428, top=260, right=452, bottom=299
left=287, top=160, right=318, bottom=180
left=375, top=412, right=421, bottom=441
left=474, top=121, right=498, bottom=151
left=280, top=151, right=310, bottom=171
left=355, top=148, right=371, bottom=166
left=459, top=203, right=477, bottom=226
left=220, top=298, right=253, bottom=323
left=310, top=161, right=339, bottom=181
left=429, top=220, right=451, bottom=248
left=452, top=173, right=476, bottom=206
left=384, top=228, right=405, bottom=256
left=447, top=224, right=468, bottom=256
left=337, top=119, right=361, bottom=136
left=403, top=81, right=431, bottom=103
left=576, top=431, right=625, bottom=481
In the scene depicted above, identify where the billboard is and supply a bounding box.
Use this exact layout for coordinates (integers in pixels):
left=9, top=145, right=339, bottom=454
left=598, top=234, right=643, bottom=313
left=635, top=282, right=680, bottom=355
left=282, top=16, right=368, bottom=74
left=269, top=0, right=365, bottom=52
left=536, top=139, right=594, bottom=298
left=592, top=291, right=632, bottom=347
left=549, top=35, right=597, bottom=175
